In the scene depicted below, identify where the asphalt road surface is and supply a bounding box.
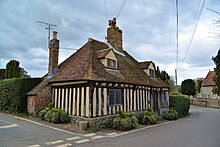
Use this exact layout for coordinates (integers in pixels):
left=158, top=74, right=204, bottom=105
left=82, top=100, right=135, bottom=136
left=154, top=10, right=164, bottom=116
left=1, top=106, right=220, bottom=147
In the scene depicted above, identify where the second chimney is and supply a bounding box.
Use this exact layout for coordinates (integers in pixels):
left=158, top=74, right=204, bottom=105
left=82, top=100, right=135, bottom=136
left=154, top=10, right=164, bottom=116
left=48, top=31, right=59, bottom=74
left=107, top=18, right=123, bottom=52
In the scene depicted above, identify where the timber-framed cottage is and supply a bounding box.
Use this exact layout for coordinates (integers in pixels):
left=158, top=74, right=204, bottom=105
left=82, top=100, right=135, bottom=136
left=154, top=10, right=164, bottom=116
left=27, top=18, right=169, bottom=126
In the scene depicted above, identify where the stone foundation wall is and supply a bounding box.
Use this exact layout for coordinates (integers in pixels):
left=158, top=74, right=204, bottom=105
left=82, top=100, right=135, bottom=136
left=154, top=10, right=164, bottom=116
left=190, top=98, right=220, bottom=108
left=70, top=108, right=168, bottom=130
left=70, top=115, right=115, bottom=130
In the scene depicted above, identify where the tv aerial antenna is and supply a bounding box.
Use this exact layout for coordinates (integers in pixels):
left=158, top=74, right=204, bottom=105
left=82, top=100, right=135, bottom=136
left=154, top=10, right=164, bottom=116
left=36, top=21, right=57, bottom=48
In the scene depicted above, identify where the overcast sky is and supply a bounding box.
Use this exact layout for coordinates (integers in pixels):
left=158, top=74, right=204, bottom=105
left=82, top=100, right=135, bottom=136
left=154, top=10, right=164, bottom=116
left=0, top=0, right=220, bottom=84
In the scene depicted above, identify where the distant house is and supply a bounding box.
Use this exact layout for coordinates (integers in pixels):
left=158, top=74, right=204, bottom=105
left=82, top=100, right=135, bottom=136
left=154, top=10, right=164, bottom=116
left=27, top=18, right=169, bottom=125
left=200, top=71, right=219, bottom=98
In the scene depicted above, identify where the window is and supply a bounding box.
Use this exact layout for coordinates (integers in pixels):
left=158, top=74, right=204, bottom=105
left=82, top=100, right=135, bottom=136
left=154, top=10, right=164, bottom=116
left=108, top=89, right=122, bottom=105
left=149, top=69, right=155, bottom=77
left=107, top=58, right=117, bottom=69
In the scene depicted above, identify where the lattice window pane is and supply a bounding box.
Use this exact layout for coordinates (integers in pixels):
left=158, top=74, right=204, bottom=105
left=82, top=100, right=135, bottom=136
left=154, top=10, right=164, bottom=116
left=108, top=89, right=122, bottom=105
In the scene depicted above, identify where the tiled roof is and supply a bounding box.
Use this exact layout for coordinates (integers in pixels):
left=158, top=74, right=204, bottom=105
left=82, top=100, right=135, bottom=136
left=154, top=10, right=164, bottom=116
left=27, top=77, right=48, bottom=95
left=96, top=48, right=111, bottom=59
left=48, top=38, right=169, bottom=88
left=202, top=71, right=216, bottom=87
left=138, top=61, right=155, bottom=69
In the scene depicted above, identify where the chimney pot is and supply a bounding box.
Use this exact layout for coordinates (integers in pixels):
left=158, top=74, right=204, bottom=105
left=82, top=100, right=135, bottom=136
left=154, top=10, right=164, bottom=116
left=107, top=18, right=123, bottom=52
left=53, top=31, right=57, bottom=39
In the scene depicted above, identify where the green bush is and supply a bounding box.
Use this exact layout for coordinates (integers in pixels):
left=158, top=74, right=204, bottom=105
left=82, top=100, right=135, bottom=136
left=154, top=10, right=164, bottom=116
left=59, top=110, right=70, bottom=123
left=163, top=108, right=179, bottom=120
left=113, top=111, right=138, bottom=131
left=147, top=115, right=157, bottom=124
left=39, top=109, right=47, bottom=120
left=51, top=111, right=60, bottom=124
left=139, top=108, right=158, bottom=125
left=169, top=95, right=190, bottom=117
left=0, top=78, right=42, bottom=113
left=137, top=113, right=145, bottom=124
left=44, top=109, right=53, bottom=122
left=39, top=104, right=70, bottom=124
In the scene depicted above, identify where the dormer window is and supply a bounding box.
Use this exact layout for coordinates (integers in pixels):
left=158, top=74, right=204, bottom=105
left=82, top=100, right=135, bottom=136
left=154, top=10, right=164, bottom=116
left=107, top=58, right=117, bottom=69
left=149, top=69, right=155, bottom=77
left=139, top=61, right=156, bottom=77
left=97, top=48, right=118, bottom=70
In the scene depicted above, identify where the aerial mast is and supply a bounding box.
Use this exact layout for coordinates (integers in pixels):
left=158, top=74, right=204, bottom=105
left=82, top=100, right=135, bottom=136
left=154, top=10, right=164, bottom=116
left=36, top=21, right=57, bottom=48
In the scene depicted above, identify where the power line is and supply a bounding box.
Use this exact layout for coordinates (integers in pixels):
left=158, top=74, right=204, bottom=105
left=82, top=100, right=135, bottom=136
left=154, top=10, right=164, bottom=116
left=60, top=47, right=78, bottom=51
left=116, top=0, right=127, bottom=18
left=207, top=8, right=220, bottom=15
left=180, top=0, right=207, bottom=68
left=103, top=0, right=109, bottom=21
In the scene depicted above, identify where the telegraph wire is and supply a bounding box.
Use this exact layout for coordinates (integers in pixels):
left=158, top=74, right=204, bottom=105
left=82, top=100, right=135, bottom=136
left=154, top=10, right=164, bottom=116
left=60, top=47, right=78, bottom=51
left=103, top=0, right=109, bottom=21
left=116, top=0, right=127, bottom=18
left=180, top=0, right=207, bottom=69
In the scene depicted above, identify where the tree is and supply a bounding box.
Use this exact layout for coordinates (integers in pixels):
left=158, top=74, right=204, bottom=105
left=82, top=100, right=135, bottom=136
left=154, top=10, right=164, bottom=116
left=20, top=68, right=31, bottom=78
left=5, top=60, right=20, bottom=79
left=155, top=66, right=170, bottom=83
left=0, top=69, right=6, bottom=80
left=5, top=60, right=30, bottom=79
left=155, top=66, right=160, bottom=77
left=181, top=79, right=196, bottom=97
left=212, top=49, right=220, bottom=95
left=195, top=79, right=203, bottom=94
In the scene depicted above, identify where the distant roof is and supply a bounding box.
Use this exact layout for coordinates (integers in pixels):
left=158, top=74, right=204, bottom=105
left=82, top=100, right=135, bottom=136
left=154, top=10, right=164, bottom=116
left=202, top=71, right=216, bottom=87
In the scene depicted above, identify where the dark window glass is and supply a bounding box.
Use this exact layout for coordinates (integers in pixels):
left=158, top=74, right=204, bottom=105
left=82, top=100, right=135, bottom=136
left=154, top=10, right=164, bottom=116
left=109, top=89, right=122, bottom=105
left=107, top=58, right=117, bottom=69
left=150, top=69, right=155, bottom=77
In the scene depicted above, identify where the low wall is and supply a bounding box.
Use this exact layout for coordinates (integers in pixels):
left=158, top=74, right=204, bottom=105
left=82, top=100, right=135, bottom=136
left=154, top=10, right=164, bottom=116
left=70, top=115, right=115, bottom=130
left=190, top=98, right=220, bottom=108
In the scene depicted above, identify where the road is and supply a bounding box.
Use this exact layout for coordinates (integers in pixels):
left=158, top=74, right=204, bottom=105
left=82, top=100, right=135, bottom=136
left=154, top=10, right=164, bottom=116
left=0, top=106, right=220, bottom=147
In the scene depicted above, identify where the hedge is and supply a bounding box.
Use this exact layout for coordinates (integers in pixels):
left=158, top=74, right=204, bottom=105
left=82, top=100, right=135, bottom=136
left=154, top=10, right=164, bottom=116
left=0, top=78, right=42, bottom=113
left=169, top=95, right=190, bottom=117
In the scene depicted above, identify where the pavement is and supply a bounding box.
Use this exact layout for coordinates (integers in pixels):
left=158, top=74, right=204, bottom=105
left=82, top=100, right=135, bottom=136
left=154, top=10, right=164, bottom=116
left=1, top=106, right=220, bottom=147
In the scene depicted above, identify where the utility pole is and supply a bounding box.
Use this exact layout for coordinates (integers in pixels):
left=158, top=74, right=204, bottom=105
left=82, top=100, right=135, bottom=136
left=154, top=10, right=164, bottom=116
left=36, top=21, right=57, bottom=48
left=175, top=0, right=179, bottom=86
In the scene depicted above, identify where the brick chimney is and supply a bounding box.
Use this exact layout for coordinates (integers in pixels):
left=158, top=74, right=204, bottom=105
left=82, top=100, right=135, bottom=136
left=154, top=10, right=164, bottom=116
left=107, top=18, right=123, bottom=52
left=48, top=31, right=59, bottom=74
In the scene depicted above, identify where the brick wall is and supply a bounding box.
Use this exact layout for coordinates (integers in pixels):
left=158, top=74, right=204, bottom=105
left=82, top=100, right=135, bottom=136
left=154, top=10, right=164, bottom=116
left=107, top=26, right=123, bottom=52
left=27, top=86, right=51, bottom=114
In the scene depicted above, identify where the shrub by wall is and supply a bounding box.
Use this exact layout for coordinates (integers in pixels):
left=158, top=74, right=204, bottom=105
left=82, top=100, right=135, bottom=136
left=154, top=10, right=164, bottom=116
left=0, top=78, right=42, bottom=113
left=113, top=111, right=138, bottom=131
left=169, top=95, right=190, bottom=117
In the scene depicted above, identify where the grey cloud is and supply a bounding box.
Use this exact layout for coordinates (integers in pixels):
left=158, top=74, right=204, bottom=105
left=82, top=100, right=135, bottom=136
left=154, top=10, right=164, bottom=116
left=0, top=0, right=219, bottom=82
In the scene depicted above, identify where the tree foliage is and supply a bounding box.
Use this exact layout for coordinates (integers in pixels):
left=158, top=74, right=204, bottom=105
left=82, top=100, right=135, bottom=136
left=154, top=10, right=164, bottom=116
left=155, top=66, right=170, bottom=83
left=4, top=60, right=30, bottom=79
left=181, top=79, right=196, bottom=97
left=195, top=79, right=203, bottom=94
left=0, top=78, right=42, bottom=112
left=0, top=69, right=5, bottom=80
left=5, top=60, right=20, bottom=79
left=212, top=49, right=220, bottom=95
left=169, top=95, right=190, bottom=117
